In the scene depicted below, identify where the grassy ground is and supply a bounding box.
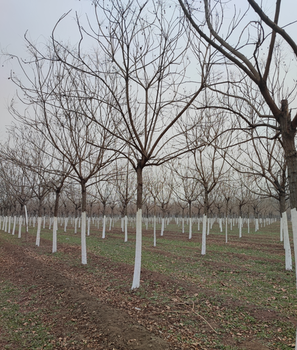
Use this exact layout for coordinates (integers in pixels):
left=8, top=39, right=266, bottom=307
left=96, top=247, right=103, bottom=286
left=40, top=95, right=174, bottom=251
left=0, top=217, right=296, bottom=349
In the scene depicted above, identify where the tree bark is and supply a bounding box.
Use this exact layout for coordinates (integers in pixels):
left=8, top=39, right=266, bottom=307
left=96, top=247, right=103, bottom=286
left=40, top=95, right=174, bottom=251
left=54, top=189, right=61, bottom=217
left=279, top=191, right=286, bottom=215
left=280, top=100, right=297, bottom=210
left=136, top=163, right=143, bottom=211
left=204, top=188, right=209, bottom=216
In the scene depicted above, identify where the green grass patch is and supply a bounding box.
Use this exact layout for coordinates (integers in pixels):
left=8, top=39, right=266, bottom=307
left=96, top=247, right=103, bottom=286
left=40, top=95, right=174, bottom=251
left=0, top=283, right=54, bottom=349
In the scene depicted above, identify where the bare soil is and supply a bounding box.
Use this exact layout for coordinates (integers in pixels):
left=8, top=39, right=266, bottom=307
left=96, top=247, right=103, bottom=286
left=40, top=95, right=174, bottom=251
left=0, top=226, right=296, bottom=350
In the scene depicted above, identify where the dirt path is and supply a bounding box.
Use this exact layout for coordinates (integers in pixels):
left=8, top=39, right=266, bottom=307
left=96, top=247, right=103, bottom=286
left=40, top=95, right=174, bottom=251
left=1, top=229, right=296, bottom=350
left=0, top=239, right=169, bottom=350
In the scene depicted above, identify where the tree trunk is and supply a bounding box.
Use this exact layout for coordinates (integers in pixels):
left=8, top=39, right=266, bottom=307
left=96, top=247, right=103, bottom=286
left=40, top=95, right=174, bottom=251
left=280, top=100, right=297, bottom=209
left=131, top=162, right=143, bottom=290
left=18, top=216, right=22, bottom=238
left=182, top=207, right=185, bottom=233
left=290, top=209, right=297, bottom=290
left=8, top=216, right=11, bottom=234
left=52, top=217, right=58, bottom=253
left=282, top=211, right=292, bottom=270
left=124, top=215, right=128, bottom=242
left=225, top=217, right=228, bottom=243
left=12, top=216, right=16, bottom=235
left=280, top=101, right=297, bottom=302
left=54, top=189, right=61, bottom=217
left=188, top=201, right=192, bottom=240
left=161, top=208, right=165, bottom=236
left=24, top=205, right=29, bottom=242
left=136, top=163, right=143, bottom=211
left=36, top=216, right=42, bottom=246
left=81, top=181, right=87, bottom=265
left=204, top=188, right=209, bottom=216
left=102, top=215, right=106, bottom=238
left=279, top=191, right=286, bottom=217
left=201, top=214, right=207, bottom=255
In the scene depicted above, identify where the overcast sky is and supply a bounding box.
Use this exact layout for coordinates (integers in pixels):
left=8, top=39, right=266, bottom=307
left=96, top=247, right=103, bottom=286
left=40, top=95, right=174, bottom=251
left=0, top=0, right=296, bottom=142
left=0, top=0, right=93, bottom=142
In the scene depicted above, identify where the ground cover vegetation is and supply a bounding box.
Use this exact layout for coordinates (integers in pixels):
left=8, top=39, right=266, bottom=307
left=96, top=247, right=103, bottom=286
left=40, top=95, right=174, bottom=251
left=0, top=219, right=296, bottom=349
left=1, top=0, right=297, bottom=348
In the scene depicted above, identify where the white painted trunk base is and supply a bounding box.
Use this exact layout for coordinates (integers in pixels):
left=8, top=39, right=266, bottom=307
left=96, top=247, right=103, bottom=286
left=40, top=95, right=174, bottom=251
left=131, top=209, right=142, bottom=290
left=225, top=217, right=228, bottom=243
left=201, top=214, right=207, bottom=255
left=64, top=217, right=68, bottom=233
left=36, top=217, right=42, bottom=246
left=12, top=216, right=16, bottom=235
left=8, top=216, right=11, bottom=233
left=188, top=218, right=192, bottom=240
left=102, top=215, right=106, bottom=239
left=81, top=212, right=87, bottom=264
left=282, top=212, right=292, bottom=271
left=290, top=209, right=297, bottom=350
left=124, top=216, right=128, bottom=242
left=87, top=217, right=91, bottom=236
left=52, top=217, right=58, bottom=253
left=290, top=209, right=297, bottom=284
left=18, top=216, right=22, bottom=238
left=255, top=219, right=259, bottom=232
left=219, top=218, right=222, bottom=233
left=161, top=218, right=165, bottom=236
left=153, top=216, right=156, bottom=247
left=74, top=218, right=78, bottom=234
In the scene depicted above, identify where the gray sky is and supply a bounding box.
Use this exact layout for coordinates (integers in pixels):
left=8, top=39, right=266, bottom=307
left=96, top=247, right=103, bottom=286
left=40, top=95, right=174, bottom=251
left=0, top=0, right=93, bottom=142
left=0, top=0, right=296, bottom=142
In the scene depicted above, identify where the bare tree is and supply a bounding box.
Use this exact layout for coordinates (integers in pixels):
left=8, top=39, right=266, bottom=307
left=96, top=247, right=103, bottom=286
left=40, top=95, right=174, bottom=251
left=40, top=0, right=212, bottom=289
left=10, top=57, right=118, bottom=264
left=155, top=168, right=173, bottom=238
left=171, top=158, right=200, bottom=239
left=8, top=0, right=213, bottom=288
left=189, top=126, right=230, bottom=216
left=0, top=130, right=39, bottom=239
left=178, top=0, right=297, bottom=209
left=228, top=130, right=288, bottom=217
left=64, top=182, right=82, bottom=232
left=0, top=161, right=22, bottom=234
left=113, top=160, right=135, bottom=241
left=146, top=170, right=162, bottom=247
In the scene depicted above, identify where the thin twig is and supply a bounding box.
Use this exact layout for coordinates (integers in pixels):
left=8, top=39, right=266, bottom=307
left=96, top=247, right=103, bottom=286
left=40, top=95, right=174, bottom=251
left=177, top=297, right=218, bottom=334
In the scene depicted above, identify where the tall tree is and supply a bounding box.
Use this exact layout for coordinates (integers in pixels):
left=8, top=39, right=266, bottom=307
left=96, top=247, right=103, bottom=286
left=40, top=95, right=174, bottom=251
left=172, top=158, right=200, bottom=239
left=227, top=129, right=288, bottom=216
left=47, top=0, right=211, bottom=288
left=10, top=58, right=117, bottom=264
left=178, top=0, right=297, bottom=208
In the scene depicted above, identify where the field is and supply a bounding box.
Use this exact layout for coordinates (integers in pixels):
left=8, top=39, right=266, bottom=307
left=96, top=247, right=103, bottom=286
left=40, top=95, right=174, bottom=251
left=0, top=218, right=296, bottom=349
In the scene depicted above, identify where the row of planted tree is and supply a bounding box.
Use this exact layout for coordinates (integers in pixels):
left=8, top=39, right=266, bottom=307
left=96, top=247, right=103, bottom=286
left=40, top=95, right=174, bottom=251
left=1, top=210, right=292, bottom=271
left=1, top=0, right=297, bottom=294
